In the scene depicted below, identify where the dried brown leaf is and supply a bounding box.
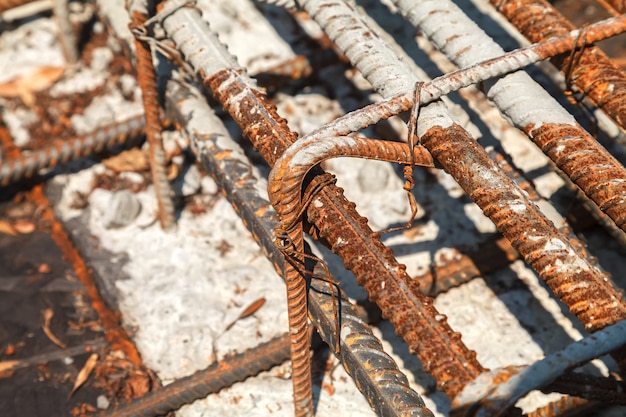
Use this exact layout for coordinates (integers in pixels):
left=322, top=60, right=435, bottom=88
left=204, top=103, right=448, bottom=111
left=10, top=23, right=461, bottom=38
left=0, top=220, right=18, bottom=236
left=102, top=148, right=150, bottom=173
left=0, top=66, right=65, bottom=106
left=68, top=353, right=98, bottom=400
left=225, top=297, right=266, bottom=331
left=42, top=308, right=67, bottom=349
left=13, top=219, right=36, bottom=234
left=238, top=297, right=266, bottom=320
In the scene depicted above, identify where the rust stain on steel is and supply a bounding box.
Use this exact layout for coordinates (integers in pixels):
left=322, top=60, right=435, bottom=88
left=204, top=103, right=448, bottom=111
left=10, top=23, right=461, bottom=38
left=420, top=124, right=626, bottom=334
left=205, top=69, right=298, bottom=166
left=205, top=68, right=485, bottom=400
left=29, top=185, right=143, bottom=366
left=103, top=333, right=296, bottom=417
left=306, top=173, right=485, bottom=399
left=526, top=122, right=626, bottom=233
left=131, top=10, right=176, bottom=231
left=206, top=68, right=312, bottom=417
left=413, top=238, right=519, bottom=297
left=493, top=0, right=626, bottom=130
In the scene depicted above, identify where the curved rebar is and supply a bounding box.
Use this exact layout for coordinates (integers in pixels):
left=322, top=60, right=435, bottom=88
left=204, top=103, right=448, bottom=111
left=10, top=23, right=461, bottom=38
left=166, top=78, right=435, bottom=417
left=0, top=115, right=145, bottom=186
left=268, top=136, right=434, bottom=417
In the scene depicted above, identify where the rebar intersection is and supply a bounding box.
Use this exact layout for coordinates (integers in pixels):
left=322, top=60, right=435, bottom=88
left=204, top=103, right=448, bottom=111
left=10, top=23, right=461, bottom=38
left=156, top=0, right=626, bottom=416
left=2, top=0, right=626, bottom=416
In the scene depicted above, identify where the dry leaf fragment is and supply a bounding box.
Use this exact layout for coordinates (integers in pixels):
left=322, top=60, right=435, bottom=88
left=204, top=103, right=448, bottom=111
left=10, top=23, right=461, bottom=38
left=0, top=360, right=19, bottom=376
left=0, top=66, right=65, bottom=106
left=225, top=297, right=266, bottom=331
left=0, top=220, right=17, bottom=236
left=13, top=219, right=36, bottom=234
left=68, top=353, right=98, bottom=400
left=42, top=308, right=67, bottom=349
left=102, top=148, right=150, bottom=173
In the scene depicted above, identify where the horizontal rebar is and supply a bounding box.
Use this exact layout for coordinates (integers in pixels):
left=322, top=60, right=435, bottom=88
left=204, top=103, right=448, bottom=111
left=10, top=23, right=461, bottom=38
left=0, top=115, right=145, bottom=187
left=102, top=333, right=294, bottom=417
left=302, top=13, right=626, bottom=140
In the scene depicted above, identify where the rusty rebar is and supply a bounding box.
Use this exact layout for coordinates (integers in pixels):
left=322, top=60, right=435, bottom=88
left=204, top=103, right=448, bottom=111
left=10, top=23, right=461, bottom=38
left=542, top=372, right=626, bottom=404
left=102, top=333, right=294, bottom=417
left=269, top=136, right=434, bottom=237
left=452, top=320, right=626, bottom=416
left=161, top=2, right=485, bottom=402
left=420, top=122, right=626, bottom=332
left=602, top=0, right=626, bottom=13
left=492, top=0, right=626, bottom=130
left=165, top=78, right=434, bottom=417
left=0, top=115, right=145, bottom=187
left=268, top=137, right=434, bottom=415
left=129, top=0, right=176, bottom=231
left=525, top=396, right=596, bottom=417
left=389, top=0, right=626, bottom=238
left=302, top=13, right=626, bottom=140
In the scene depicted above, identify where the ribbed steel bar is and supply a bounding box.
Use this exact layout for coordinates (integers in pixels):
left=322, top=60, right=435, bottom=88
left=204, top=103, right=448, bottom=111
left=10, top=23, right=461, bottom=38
left=297, top=0, right=495, bottom=399
left=102, top=333, right=295, bottom=417
left=389, top=0, right=626, bottom=368
left=129, top=0, right=176, bottom=231
left=492, top=0, right=626, bottom=130
left=411, top=237, right=519, bottom=297
left=542, top=372, right=626, bottom=404
left=300, top=13, right=626, bottom=140
left=525, top=396, right=596, bottom=417
left=603, top=0, right=626, bottom=13
left=268, top=138, right=434, bottom=410
left=161, top=0, right=484, bottom=403
left=421, top=119, right=626, bottom=335
left=164, top=77, right=434, bottom=417
left=392, top=0, right=626, bottom=236
left=0, top=115, right=145, bottom=186
left=452, top=320, right=626, bottom=417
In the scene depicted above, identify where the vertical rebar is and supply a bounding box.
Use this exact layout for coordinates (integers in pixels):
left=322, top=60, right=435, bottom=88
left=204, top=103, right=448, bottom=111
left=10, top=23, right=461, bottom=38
left=166, top=78, right=434, bottom=417
left=129, top=0, right=176, bottom=231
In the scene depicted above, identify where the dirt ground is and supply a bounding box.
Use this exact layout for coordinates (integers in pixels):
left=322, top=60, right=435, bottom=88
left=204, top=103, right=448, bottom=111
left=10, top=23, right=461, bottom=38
left=1, top=0, right=625, bottom=416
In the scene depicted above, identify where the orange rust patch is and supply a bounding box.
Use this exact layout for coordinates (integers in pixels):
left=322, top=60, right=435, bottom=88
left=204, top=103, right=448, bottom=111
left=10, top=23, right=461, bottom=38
left=29, top=185, right=143, bottom=367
